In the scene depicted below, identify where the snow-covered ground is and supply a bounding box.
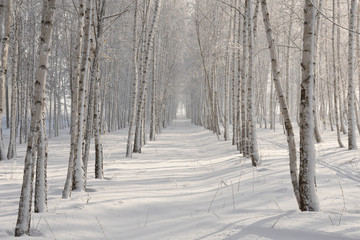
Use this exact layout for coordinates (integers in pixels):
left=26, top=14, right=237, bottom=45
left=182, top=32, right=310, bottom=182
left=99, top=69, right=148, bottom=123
left=0, top=120, right=359, bottom=239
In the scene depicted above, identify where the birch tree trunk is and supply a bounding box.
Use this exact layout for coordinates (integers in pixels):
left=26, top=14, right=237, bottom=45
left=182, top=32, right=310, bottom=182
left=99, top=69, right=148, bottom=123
left=247, top=0, right=260, bottom=166
left=223, top=6, right=232, bottom=142
left=0, top=0, right=12, bottom=161
left=299, top=0, right=320, bottom=212
left=133, top=0, right=162, bottom=153
left=126, top=0, right=139, bottom=158
left=332, top=0, right=344, bottom=148
left=285, top=0, right=295, bottom=110
left=73, top=0, right=92, bottom=191
left=82, top=65, right=94, bottom=182
left=149, top=40, right=156, bottom=141
left=34, top=115, right=48, bottom=213
left=241, top=1, right=248, bottom=156
left=336, top=0, right=346, bottom=135
left=313, top=0, right=323, bottom=143
left=15, top=0, right=55, bottom=236
left=236, top=4, right=242, bottom=151
left=63, top=0, right=85, bottom=198
left=7, top=23, right=18, bottom=160
left=348, top=0, right=357, bottom=150
left=231, top=2, right=237, bottom=146
left=93, top=0, right=106, bottom=179
left=261, top=0, right=301, bottom=208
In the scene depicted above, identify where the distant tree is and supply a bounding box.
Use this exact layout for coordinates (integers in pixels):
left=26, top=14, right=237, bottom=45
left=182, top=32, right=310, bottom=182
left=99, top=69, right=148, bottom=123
left=7, top=19, right=18, bottom=160
left=332, top=0, right=344, bottom=148
left=347, top=0, right=357, bottom=150
left=0, top=0, right=12, bottom=161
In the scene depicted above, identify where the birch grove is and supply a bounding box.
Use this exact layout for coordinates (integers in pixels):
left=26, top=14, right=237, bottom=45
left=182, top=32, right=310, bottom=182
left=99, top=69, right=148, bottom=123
left=0, top=0, right=357, bottom=236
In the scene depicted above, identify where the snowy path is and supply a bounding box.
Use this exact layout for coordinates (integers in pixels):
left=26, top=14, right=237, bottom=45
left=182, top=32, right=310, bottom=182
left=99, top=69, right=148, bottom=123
left=0, top=120, right=360, bottom=239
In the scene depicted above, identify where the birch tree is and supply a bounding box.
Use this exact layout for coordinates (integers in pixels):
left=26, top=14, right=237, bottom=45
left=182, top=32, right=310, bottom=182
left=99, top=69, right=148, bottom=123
left=93, top=0, right=106, bottom=179
left=247, top=0, right=260, bottom=166
left=332, top=0, right=344, bottom=148
left=63, top=0, right=85, bottom=198
left=0, top=0, right=12, bottom=161
left=133, top=0, right=162, bottom=153
left=149, top=38, right=157, bottom=141
left=7, top=21, right=18, bottom=160
left=348, top=0, right=357, bottom=150
left=126, top=0, right=139, bottom=158
left=34, top=116, right=48, bottom=213
left=15, top=0, right=55, bottom=236
left=260, top=0, right=300, bottom=208
left=73, top=0, right=93, bottom=191
left=299, top=0, right=320, bottom=212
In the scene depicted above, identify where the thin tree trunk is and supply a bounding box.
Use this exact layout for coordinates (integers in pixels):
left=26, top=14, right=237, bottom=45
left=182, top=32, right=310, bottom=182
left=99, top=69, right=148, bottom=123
left=223, top=5, right=233, bottom=142
left=133, top=0, right=162, bottom=153
left=241, top=1, right=248, bottom=156
left=285, top=0, right=295, bottom=111
left=332, top=0, right=344, bottom=148
left=126, top=0, right=139, bottom=157
left=231, top=1, right=237, bottom=146
left=63, top=0, right=85, bottom=199
left=94, top=0, right=106, bottom=179
left=7, top=24, right=18, bottom=160
left=73, top=0, right=93, bottom=191
left=299, top=0, right=320, bottom=212
left=313, top=0, right=323, bottom=143
left=261, top=0, right=301, bottom=209
left=0, top=0, right=12, bottom=161
left=337, top=0, right=346, bottom=135
left=34, top=115, right=48, bottom=213
left=348, top=0, right=357, bottom=150
left=149, top=39, right=156, bottom=141
left=247, top=0, right=260, bottom=166
left=15, top=0, right=55, bottom=236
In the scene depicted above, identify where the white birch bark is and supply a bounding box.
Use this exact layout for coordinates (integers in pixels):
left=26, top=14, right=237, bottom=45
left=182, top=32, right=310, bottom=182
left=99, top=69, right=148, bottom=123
left=236, top=5, right=242, bottom=151
left=332, top=0, right=344, bottom=148
left=313, top=0, right=323, bottom=143
left=260, top=0, right=300, bottom=208
left=247, top=0, right=260, bottom=166
left=7, top=24, right=18, bottom=160
left=348, top=0, right=357, bottom=150
left=133, top=0, right=162, bottom=153
left=336, top=0, right=346, bottom=135
left=73, top=0, right=92, bottom=191
left=83, top=65, right=94, bottom=182
left=34, top=115, right=48, bottom=213
left=231, top=2, right=237, bottom=146
left=285, top=0, right=295, bottom=112
left=63, top=0, right=85, bottom=198
left=15, top=0, right=55, bottom=236
left=126, top=0, right=139, bottom=158
left=241, top=2, right=248, bottom=156
left=94, top=0, right=106, bottom=179
left=299, top=0, right=320, bottom=212
left=0, top=0, right=12, bottom=161
left=223, top=7, right=232, bottom=142
left=149, top=40, right=156, bottom=141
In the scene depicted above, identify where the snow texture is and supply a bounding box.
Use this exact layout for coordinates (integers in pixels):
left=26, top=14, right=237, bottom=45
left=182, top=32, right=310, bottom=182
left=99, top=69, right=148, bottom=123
left=0, top=120, right=359, bottom=239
